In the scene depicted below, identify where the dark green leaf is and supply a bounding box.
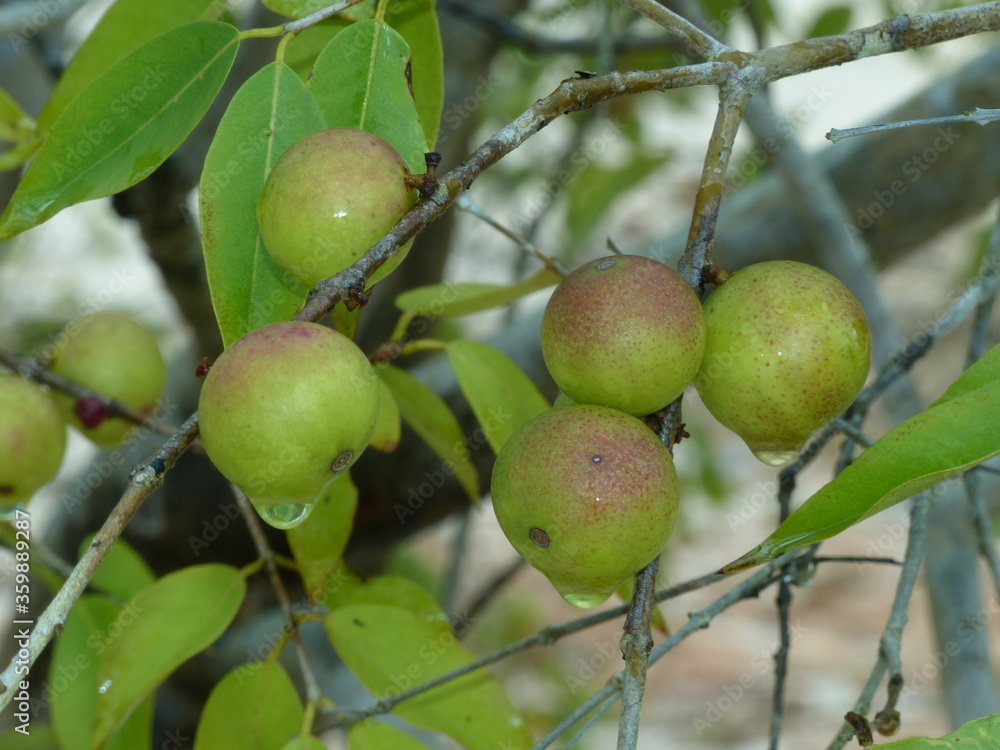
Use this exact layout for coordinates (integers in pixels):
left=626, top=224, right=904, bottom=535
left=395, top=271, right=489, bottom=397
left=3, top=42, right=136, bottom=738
left=194, top=660, right=303, bottom=750
left=50, top=595, right=153, bottom=750
left=36, top=0, right=221, bottom=130
left=0, top=21, right=240, bottom=241
left=873, top=713, right=1000, bottom=748
left=370, top=377, right=402, bottom=452
left=287, top=474, right=358, bottom=604
left=447, top=340, right=549, bottom=454
left=279, top=738, right=328, bottom=750
left=200, top=61, right=321, bottom=348
left=348, top=721, right=434, bottom=750
left=93, top=564, right=246, bottom=746
left=395, top=267, right=562, bottom=317
left=724, top=378, right=1000, bottom=572
left=78, top=534, right=155, bottom=603
left=804, top=6, right=852, bottom=39
left=308, top=20, right=428, bottom=170
left=377, top=364, right=478, bottom=500
left=326, top=604, right=532, bottom=750
left=385, top=0, right=444, bottom=148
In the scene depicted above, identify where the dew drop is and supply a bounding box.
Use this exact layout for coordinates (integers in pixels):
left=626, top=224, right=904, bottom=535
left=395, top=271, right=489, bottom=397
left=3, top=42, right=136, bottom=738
left=257, top=502, right=315, bottom=530
left=560, top=591, right=611, bottom=609
left=98, top=679, right=112, bottom=694
left=752, top=449, right=799, bottom=467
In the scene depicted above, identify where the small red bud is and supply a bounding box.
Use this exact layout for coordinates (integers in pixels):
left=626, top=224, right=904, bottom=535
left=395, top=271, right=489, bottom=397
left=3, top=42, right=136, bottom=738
left=74, top=396, right=108, bottom=429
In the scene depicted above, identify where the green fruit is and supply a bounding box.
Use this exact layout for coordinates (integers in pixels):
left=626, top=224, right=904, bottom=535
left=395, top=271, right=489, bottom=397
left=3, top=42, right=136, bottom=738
left=695, top=261, right=872, bottom=466
left=491, top=404, right=679, bottom=608
left=49, top=312, right=166, bottom=447
left=541, top=255, right=706, bottom=416
left=0, top=375, right=67, bottom=506
left=256, top=128, right=416, bottom=288
left=198, top=321, right=379, bottom=529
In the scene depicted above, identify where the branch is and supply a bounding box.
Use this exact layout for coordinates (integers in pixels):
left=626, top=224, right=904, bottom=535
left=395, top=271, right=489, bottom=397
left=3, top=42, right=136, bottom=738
left=828, top=107, right=1000, bottom=142
left=0, top=412, right=201, bottom=708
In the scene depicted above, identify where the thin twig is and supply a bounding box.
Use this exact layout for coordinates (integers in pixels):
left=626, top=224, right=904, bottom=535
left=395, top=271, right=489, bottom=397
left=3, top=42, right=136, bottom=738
left=530, top=681, right=622, bottom=750
left=454, top=557, right=526, bottom=637
left=614, top=0, right=731, bottom=58
left=827, top=107, right=1000, bottom=142
left=617, top=557, right=658, bottom=750
left=0, top=412, right=201, bottom=706
left=233, top=490, right=323, bottom=707
left=0, top=344, right=180, bottom=440
left=827, top=492, right=931, bottom=748
left=442, top=511, right=471, bottom=619
left=454, top=194, right=566, bottom=273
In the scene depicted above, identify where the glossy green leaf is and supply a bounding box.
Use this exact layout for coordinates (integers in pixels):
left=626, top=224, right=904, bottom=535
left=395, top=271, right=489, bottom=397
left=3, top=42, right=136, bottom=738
left=200, top=61, right=321, bottom=348
left=447, top=340, right=549, bottom=455
left=79, top=534, right=155, bottom=603
left=326, top=604, right=532, bottom=750
left=36, top=0, right=221, bottom=131
left=874, top=713, right=1000, bottom=748
left=378, top=364, right=478, bottom=500
left=194, top=660, right=302, bottom=750
left=370, top=377, right=402, bottom=452
left=929, top=342, right=1000, bottom=408
left=308, top=20, right=428, bottom=171
left=325, top=574, right=449, bottom=628
left=50, top=596, right=153, bottom=750
left=287, top=475, right=358, bottom=604
left=93, top=564, right=246, bottom=747
left=395, top=267, right=562, bottom=317
left=804, top=5, right=853, bottom=39
left=0, top=86, right=35, bottom=142
left=385, top=0, right=443, bottom=148
left=279, top=738, right=328, bottom=750
left=348, top=721, right=434, bottom=750
left=0, top=21, right=240, bottom=241
left=724, top=378, right=1000, bottom=572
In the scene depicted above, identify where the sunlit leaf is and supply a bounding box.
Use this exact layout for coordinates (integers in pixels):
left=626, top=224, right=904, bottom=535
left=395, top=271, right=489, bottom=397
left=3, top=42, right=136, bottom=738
left=385, top=0, right=443, bottom=148
left=873, top=713, right=1000, bottom=748
left=0, top=21, right=240, bottom=240
left=78, top=534, right=155, bottom=603
left=377, top=365, right=478, bottom=500
left=287, top=475, right=358, bottom=603
left=723, top=378, right=1000, bottom=572
left=308, top=20, right=427, bottom=170
left=348, top=721, right=434, bottom=750
left=50, top=596, right=153, bottom=750
left=370, top=377, right=402, bottom=452
left=395, top=267, right=562, bottom=317
left=93, top=565, right=246, bottom=747
left=36, top=0, right=222, bottom=130
left=325, top=573, right=449, bottom=628
left=194, top=661, right=303, bottom=750
left=326, top=604, right=532, bottom=750
left=200, top=61, right=321, bottom=347
left=929, top=342, right=1000, bottom=408
left=447, top=340, right=549, bottom=454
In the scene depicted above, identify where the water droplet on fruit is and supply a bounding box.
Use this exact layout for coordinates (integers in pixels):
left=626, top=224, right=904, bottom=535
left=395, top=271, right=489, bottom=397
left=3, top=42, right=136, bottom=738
left=98, top=679, right=112, bottom=694
left=561, top=591, right=611, bottom=609
left=752, top=449, right=799, bottom=467
left=257, top=502, right=314, bottom=529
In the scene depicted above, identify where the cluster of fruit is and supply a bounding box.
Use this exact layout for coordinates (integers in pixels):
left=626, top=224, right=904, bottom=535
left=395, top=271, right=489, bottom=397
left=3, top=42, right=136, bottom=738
left=0, top=312, right=166, bottom=510
left=197, top=127, right=414, bottom=530
left=491, top=255, right=871, bottom=608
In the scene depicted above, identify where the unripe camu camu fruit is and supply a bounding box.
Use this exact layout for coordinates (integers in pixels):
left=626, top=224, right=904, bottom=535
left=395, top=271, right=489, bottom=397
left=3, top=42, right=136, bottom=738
left=48, top=312, right=166, bottom=448
left=256, top=128, right=416, bottom=288
left=0, top=375, right=67, bottom=508
left=491, top=404, right=679, bottom=608
left=198, top=321, right=379, bottom=529
left=541, top=255, right=706, bottom=416
left=695, top=261, right=872, bottom=467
